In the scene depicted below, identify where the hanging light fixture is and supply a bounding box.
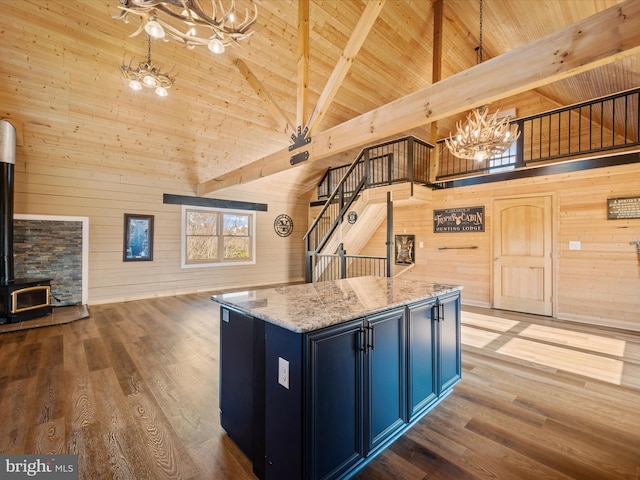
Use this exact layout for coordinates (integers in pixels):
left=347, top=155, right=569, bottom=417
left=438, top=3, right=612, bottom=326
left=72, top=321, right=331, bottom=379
left=120, top=36, right=175, bottom=96
left=445, top=0, right=520, bottom=161
left=113, top=0, right=258, bottom=55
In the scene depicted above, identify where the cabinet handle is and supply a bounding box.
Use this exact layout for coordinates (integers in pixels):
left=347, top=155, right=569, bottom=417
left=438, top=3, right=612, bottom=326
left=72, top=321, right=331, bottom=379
left=431, top=304, right=439, bottom=322
left=439, top=304, right=445, bottom=322
left=358, top=327, right=366, bottom=351
left=367, top=324, right=375, bottom=351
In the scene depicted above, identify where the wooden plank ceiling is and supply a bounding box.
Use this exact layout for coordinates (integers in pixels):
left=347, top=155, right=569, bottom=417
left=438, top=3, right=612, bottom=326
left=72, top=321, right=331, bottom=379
left=3, top=0, right=638, bottom=197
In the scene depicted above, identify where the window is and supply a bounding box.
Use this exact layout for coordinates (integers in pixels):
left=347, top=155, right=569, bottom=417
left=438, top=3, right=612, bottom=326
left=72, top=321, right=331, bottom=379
left=489, top=141, right=517, bottom=174
left=182, top=206, right=255, bottom=267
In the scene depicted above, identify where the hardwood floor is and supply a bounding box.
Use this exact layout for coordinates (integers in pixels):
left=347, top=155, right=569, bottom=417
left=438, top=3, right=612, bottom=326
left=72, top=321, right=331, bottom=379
left=0, top=294, right=639, bottom=479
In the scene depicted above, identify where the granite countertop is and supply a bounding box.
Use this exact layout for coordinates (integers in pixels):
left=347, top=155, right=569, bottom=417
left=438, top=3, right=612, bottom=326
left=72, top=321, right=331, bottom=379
left=211, top=276, right=462, bottom=333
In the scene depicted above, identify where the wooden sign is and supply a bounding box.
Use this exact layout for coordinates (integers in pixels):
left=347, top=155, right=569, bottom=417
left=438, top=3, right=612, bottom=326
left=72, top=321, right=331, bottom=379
left=607, top=197, right=640, bottom=219
left=433, top=206, right=485, bottom=233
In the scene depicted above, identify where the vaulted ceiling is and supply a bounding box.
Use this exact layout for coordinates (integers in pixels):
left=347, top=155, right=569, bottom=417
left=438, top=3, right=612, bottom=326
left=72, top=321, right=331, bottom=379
left=2, top=0, right=638, bottom=198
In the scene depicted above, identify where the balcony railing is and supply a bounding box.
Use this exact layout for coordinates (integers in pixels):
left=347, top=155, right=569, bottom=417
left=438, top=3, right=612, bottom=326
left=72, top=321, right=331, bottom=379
left=312, top=244, right=387, bottom=282
left=317, top=136, right=433, bottom=201
left=436, top=88, right=640, bottom=180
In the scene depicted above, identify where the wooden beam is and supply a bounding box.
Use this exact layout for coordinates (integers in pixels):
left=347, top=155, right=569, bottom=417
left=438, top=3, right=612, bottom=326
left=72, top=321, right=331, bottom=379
left=197, top=1, right=640, bottom=196
left=163, top=194, right=268, bottom=211
left=306, top=0, right=386, bottom=137
left=297, top=0, right=310, bottom=129
left=429, top=0, right=443, bottom=184
left=235, top=59, right=295, bottom=137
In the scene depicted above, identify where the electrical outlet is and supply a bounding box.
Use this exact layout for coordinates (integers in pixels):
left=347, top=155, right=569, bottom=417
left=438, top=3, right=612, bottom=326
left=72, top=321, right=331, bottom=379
left=569, top=241, right=581, bottom=250
left=278, top=357, right=289, bottom=389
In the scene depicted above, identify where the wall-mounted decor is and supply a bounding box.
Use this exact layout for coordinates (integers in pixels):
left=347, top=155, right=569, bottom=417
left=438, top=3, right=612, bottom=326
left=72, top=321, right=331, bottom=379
left=607, top=197, right=640, bottom=219
left=395, top=234, right=415, bottom=265
left=433, top=206, right=485, bottom=233
left=124, top=214, right=154, bottom=261
left=347, top=211, right=358, bottom=224
left=274, top=214, right=293, bottom=237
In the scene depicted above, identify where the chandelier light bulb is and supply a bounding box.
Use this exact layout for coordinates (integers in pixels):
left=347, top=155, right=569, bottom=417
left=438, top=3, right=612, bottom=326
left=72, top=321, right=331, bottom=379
left=208, top=38, right=225, bottom=54
left=475, top=150, right=488, bottom=161
left=155, top=86, right=168, bottom=97
left=129, top=80, right=143, bottom=91
left=143, top=74, right=157, bottom=87
left=144, top=18, right=165, bottom=39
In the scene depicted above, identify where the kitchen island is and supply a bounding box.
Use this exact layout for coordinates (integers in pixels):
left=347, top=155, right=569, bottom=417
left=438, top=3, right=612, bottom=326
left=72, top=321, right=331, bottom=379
left=212, top=276, right=462, bottom=480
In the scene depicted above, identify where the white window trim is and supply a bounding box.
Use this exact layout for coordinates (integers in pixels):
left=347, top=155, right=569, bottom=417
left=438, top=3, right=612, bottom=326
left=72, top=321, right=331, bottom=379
left=181, top=205, right=256, bottom=269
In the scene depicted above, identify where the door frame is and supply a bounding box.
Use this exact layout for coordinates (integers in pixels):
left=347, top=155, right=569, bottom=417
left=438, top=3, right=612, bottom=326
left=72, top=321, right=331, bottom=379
left=490, top=193, right=558, bottom=317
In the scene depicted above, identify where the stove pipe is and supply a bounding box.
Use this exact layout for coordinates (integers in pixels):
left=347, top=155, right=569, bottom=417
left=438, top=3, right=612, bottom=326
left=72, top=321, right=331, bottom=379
left=0, top=119, right=16, bottom=284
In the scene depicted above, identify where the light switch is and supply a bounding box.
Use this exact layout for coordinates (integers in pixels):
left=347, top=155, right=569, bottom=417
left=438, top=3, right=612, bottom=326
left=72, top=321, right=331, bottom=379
left=419, top=241, right=424, bottom=248
left=278, top=357, right=289, bottom=389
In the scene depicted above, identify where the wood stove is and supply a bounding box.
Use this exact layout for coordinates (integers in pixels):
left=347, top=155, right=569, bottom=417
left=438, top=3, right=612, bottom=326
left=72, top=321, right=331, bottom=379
left=0, top=119, right=52, bottom=324
left=0, top=280, right=52, bottom=323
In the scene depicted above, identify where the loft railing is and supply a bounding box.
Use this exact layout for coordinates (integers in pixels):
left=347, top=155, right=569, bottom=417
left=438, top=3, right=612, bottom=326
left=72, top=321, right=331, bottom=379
left=317, top=136, right=433, bottom=201
left=436, top=87, right=640, bottom=179
left=312, top=244, right=387, bottom=282
left=305, top=136, right=432, bottom=283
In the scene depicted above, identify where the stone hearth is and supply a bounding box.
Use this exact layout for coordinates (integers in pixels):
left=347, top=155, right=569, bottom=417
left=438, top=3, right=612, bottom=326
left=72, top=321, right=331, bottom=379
left=0, top=304, right=89, bottom=334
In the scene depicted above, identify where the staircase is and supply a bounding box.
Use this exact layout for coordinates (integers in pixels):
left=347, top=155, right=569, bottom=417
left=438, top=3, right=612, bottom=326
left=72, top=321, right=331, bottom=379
left=304, top=136, right=434, bottom=282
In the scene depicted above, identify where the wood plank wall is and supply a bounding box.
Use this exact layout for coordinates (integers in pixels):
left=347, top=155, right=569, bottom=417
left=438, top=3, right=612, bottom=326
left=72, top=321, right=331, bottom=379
left=13, top=158, right=308, bottom=304
left=360, top=162, right=640, bottom=332
left=0, top=1, right=308, bottom=304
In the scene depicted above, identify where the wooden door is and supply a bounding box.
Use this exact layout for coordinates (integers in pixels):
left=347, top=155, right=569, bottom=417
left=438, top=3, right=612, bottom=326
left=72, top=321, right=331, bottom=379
left=493, top=196, right=553, bottom=316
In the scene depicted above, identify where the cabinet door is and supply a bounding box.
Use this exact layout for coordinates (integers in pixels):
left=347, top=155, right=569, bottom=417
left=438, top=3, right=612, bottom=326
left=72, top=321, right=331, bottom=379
left=437, top=292, right=462, bottom=393
left=306, top=320, right=365, bottom=480
left=365, top=308, right=407, bottom=454
left=407, top=301, right=437, bottom=420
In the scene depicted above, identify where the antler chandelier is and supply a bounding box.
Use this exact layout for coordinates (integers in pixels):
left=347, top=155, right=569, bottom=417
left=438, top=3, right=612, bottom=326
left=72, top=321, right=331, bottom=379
left=120, top=36, right=175, bottom=96
left=445, top=107, right=520, bottom=161
left=445, top=0, right=520, bottom=161
left=114, top=0, right=258, bottom=55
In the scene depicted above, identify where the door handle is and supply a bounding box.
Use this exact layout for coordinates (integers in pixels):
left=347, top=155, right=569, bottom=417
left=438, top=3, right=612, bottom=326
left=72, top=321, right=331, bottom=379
left=495, top=257, right=500, bottom=261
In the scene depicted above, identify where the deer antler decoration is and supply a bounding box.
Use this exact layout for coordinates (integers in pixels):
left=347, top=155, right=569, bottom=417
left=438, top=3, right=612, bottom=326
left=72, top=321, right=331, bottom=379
left=113, top=0, right=258, bottom=54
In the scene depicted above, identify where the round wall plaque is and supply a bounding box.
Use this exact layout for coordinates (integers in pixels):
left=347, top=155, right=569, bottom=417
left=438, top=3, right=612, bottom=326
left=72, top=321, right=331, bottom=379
left=274, top=214, right=294, bottom=237
left=347, top=211, right=358, bottom=224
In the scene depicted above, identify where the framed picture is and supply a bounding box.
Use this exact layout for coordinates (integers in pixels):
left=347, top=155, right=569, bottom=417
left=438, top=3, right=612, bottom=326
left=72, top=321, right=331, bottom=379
left=123, top=214, right=154, bottom=262
left=395, top=234, right=415, bottom=265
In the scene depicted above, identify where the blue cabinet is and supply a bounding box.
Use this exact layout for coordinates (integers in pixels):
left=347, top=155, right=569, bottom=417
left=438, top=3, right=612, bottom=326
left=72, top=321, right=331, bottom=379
left=407, top=299, right=438, bottom=420
left=306, top=308, right=406, bottom=480
left=365, top=309, right=407, bottom=454
left=219, top=307, right=265, bottom=478
left=407, top=292, right=461, bottom=421
left=306, top=319, right=365, bottom=480
left=437, top=292, right=462, bottom=393
left=219, top=290, right=461, bottom=480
